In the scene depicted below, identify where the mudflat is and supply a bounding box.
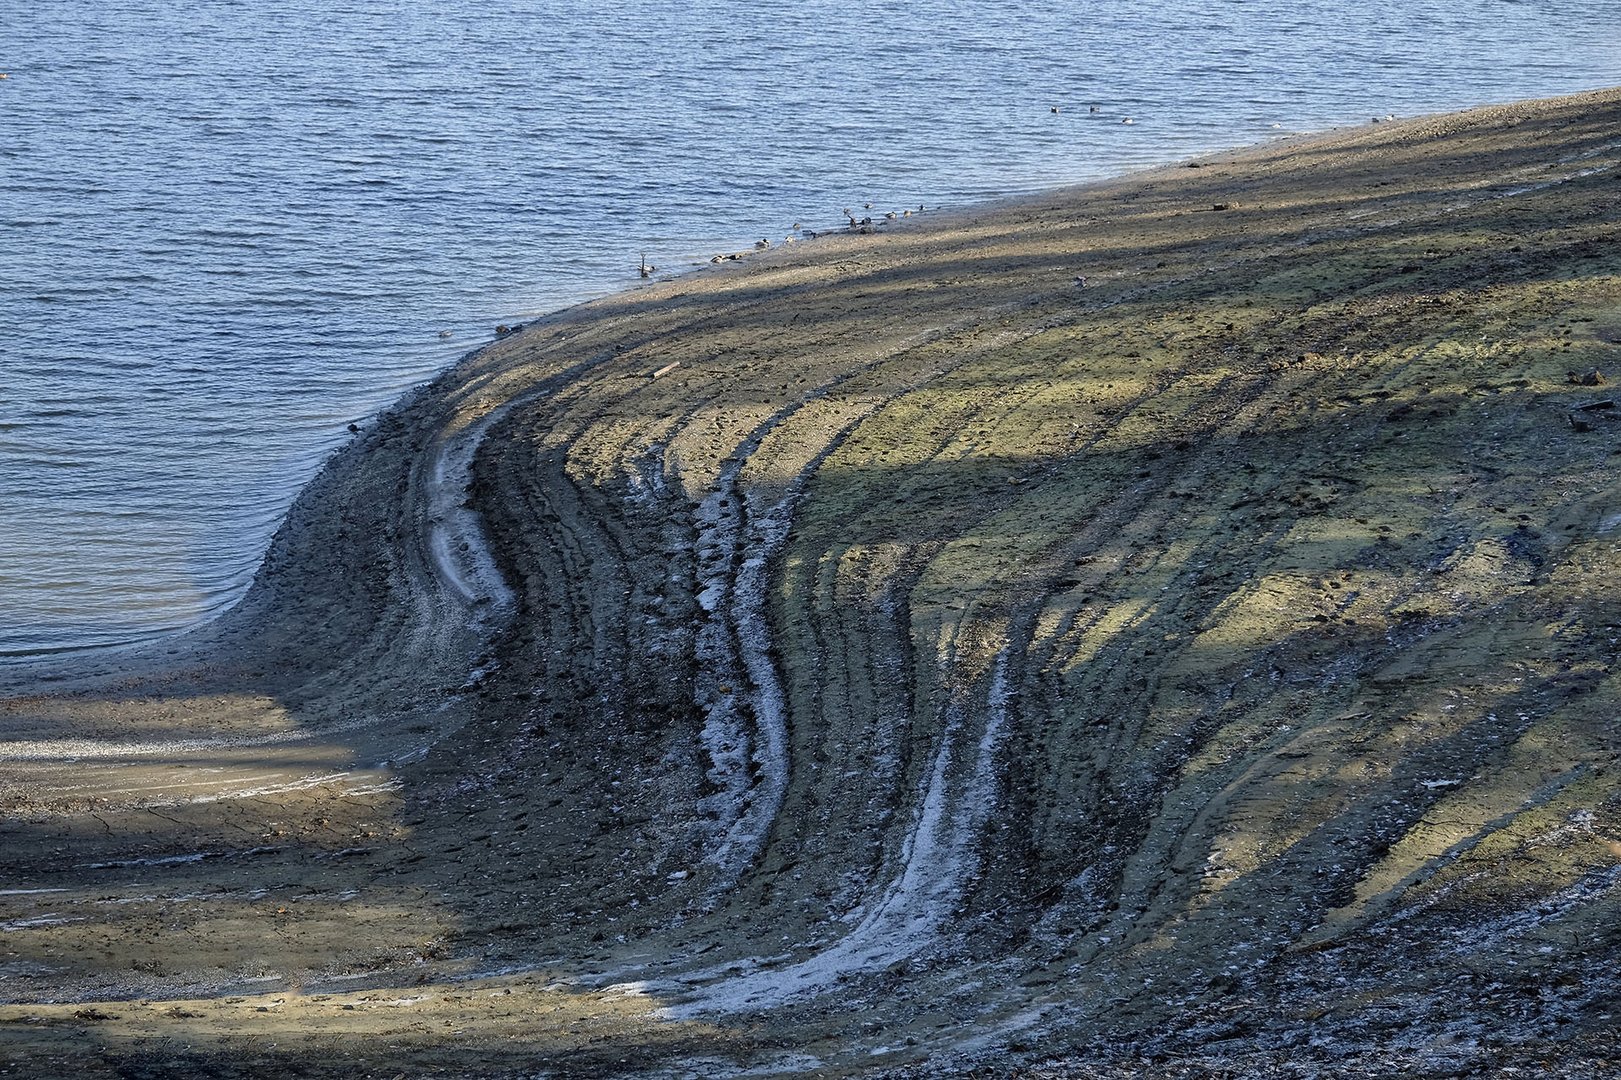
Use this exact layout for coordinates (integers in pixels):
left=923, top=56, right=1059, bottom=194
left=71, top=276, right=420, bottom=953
left=4, top=89, right=1621, bottom=1078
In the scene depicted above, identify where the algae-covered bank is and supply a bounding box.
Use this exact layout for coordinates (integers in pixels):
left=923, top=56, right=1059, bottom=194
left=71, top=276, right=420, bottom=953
left=4, top=89, right=1621, bottom=1077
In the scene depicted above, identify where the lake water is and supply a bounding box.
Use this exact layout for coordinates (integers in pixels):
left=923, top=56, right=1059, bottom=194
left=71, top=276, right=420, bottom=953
left=3, top=0, right=1618, bottom=657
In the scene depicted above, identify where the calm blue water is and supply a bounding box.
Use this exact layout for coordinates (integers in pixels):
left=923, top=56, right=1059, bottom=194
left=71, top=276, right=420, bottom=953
left=2, top=1, right=1618, bottom=657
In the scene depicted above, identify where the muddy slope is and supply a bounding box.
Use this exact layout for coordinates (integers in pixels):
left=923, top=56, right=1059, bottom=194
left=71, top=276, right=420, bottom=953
left=3, top=89, right=1621, bottom=1077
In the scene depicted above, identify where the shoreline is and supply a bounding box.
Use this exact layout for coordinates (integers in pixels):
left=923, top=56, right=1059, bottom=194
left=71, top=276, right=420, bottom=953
left=7, top=86, right=1615, bottom=666
left=4, top=87, right=1621, bottom=1076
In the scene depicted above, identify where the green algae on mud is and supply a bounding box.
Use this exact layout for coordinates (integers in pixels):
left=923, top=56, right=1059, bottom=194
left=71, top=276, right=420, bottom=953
left=3, top=89, right=1621, bottom=1077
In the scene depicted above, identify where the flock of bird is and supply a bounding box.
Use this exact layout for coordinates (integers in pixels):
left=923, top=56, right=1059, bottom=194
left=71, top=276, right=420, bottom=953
left=696, top=202, right=933, bottom=267
left=690, top=104, right=1154, bottom=270
left=654, top=101, right=1164, bottom=276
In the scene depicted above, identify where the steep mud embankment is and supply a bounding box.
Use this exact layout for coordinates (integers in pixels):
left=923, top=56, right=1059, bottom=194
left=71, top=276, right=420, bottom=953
left=3, top=89, right=1621, bottom=1078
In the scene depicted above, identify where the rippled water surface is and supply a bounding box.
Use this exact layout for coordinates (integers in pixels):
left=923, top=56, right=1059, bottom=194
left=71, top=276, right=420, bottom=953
left=3, top=0, right=1618, bottom=656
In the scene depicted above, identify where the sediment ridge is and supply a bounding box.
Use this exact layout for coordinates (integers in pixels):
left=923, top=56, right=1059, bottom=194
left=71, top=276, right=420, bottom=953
left=4, top=89, right=1621, bottom=1077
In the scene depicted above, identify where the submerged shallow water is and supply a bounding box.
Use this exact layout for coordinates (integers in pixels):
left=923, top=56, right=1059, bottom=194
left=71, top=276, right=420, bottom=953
left=2, top=1, right=1618, bottom=657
